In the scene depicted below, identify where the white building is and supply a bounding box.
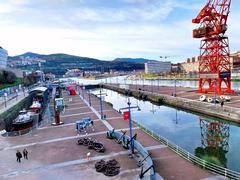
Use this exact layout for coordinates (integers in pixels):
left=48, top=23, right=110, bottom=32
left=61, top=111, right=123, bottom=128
left=145, top=61, right=171, bottom=74
left=0, top=47, right=8, bottom=69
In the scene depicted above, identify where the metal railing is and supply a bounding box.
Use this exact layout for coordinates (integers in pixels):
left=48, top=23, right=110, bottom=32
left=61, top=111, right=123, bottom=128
left=103, top=83, right=240, bottom=121
left=110, top=130, right=156, bottom=180
left=134, top=121, right=240, bottom=180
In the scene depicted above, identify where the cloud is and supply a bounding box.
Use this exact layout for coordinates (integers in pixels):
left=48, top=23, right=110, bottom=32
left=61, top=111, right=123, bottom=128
left=0, top=0, right=239, bottom=62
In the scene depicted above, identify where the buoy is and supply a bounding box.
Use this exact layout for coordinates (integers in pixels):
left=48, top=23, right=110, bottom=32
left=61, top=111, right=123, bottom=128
left=207, top=97, right=213, bottom=103
left=225, top=96, right=231, bottom=102
left=220, top=95, right=225, bottom=100
left=199, top=95, right=206, bottom=102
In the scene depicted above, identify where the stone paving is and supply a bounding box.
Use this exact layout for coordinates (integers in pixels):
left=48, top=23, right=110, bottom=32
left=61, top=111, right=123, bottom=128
left=0, top=90, right=221, bottom=180
left=127, top=84, right=240, bottom=110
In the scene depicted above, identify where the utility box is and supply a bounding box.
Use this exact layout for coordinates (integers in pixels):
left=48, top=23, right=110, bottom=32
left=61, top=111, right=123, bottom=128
left=55, top=98, right=65, bottom=111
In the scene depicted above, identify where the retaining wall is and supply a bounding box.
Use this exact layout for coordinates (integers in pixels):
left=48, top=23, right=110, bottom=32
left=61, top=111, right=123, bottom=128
left=102, top=84, right=240, bottom=124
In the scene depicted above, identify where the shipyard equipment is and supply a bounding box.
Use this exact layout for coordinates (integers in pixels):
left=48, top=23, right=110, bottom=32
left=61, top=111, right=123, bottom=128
left=192, top=0, right=234, bottom=94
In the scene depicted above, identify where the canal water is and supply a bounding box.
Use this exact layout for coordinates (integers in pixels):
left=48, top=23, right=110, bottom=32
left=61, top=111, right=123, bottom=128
left=64, top=76, right=240, bottom=90
left=91, top=88, right=240, bottom=172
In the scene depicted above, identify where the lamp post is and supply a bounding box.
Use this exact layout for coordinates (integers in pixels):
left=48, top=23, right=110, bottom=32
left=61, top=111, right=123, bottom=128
left=214, top=80, right=216, bottom=105
left=142, top=78, right=144, bottom=89
left=151, top=81, right=153, bottom=94
left=95, top=89, right=107, bottom=119
left=119, top=98, right=141, bottom=154
left=173, top=78, right=176, bottom=97
left=82, top=85, right=85, bottom=100
left=88, top=90, right=92, bottom=106
left=4, top=92, right=7, bottom=108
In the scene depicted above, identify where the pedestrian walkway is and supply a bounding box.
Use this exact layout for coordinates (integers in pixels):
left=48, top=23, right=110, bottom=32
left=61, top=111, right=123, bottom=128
left=80, top=90, right=215, bottom=180
left=0, top=89, right=219, bottom=180
left=0, top=91, right=28, bottom=114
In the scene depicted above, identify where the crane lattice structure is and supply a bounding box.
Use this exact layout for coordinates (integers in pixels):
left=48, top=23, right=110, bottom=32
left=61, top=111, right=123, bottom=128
left=192, top=0, right=234, bottom=95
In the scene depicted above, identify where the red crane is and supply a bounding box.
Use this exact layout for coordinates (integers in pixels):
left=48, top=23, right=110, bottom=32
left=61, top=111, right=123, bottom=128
left=192, top=0, right=234, bottom=95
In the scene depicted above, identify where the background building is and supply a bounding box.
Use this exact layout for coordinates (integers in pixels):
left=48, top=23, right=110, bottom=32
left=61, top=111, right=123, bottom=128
left=0, top=46, right=8, bottom=69
left=181, top=56, right=199, bottom=74
left=181, top=52, right=240, bottom=75
left=145, top=61, right=171, bottom=74
left=230, top=51, right=240, bottom=73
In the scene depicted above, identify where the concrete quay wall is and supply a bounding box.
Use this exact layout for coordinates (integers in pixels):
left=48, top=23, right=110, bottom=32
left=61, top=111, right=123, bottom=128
left=102, top=84, right=240, bottom=124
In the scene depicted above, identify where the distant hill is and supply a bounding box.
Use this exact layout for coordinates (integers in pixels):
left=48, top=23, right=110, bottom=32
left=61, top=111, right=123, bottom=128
left=20, top=52, right=41, bottom=58
left=8, top=53, right=144, bottom=76
left=114, top=58, right=157, bottom=63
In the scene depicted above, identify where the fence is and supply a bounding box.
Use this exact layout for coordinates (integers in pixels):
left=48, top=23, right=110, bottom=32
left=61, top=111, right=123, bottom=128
left=110, top=130, right=156, bottom=180
left=103, top=83, right=240, bottom=122
left=135, top=121, right=240, bottom=180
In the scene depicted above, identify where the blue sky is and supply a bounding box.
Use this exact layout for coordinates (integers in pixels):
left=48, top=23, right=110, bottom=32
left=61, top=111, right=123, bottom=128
left=0, top=0, right=240, bottom=62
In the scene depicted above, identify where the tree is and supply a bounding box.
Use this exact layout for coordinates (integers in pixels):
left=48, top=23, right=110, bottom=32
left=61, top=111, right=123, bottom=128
left=0, top=70, right=17, bottom=84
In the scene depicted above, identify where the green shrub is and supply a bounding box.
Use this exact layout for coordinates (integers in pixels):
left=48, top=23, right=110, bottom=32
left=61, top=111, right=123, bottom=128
left=0, top=70, right=17, bottom=84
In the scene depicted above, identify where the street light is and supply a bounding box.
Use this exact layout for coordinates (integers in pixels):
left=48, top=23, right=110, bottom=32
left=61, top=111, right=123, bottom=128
left=213, top=80, right=216, bottom=105
left=95, top=89, right=107, bottom=119
left=88, top=90, right=92, bottom=106
left=119, top=98, right=141, bottom=154
left=80, top=84, right=85, bottom=100
left=4, top=92, right=7, bottom=108
left=142, top=78, right=144, bottom=89
left=151, top=81, right=153, bottom=94
left=173, top=78, right=177, bottom=97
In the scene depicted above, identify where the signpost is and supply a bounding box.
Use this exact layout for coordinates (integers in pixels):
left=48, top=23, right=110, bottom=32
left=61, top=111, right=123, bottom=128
left=119, top=98, right=141, bottom=155
left=123, top=111, right=129, bottom=121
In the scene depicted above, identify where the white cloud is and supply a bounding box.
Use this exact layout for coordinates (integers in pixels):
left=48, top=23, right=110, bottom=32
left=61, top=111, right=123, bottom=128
left=0, top=0, right=239, bottom=63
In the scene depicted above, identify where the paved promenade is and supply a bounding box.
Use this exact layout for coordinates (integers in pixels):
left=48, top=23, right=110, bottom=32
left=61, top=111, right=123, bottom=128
left=0, top=91, right=28, bottom=115
left=0, top=90, right=221, bottom=180
left=125, top=83, right=240, bottom=110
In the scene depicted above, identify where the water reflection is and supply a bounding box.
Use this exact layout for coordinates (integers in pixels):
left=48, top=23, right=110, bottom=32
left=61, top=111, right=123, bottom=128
left=195, top=118, right=230, bottom=167
left=150, top=104, right=156, bottom=114
left=91, top=88, right=240, bottom=172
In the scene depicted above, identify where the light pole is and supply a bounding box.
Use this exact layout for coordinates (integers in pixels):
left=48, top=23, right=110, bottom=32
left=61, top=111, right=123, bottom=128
left=95, top=89, right=107, bottom=119
left=214, top=80, right=216, bottom=105
left=119, top=98, right=141, bottom=154
left=80, top=84, right=85, bottom=100
left=151, top=81, right=153, bottom=94
left=173, top=78, right=176, bottom=97
left=142, top=78, right=144, bottom=89
left=88, top=90, right=92, bottom=106
left=4, top=92, right=7, bottom=108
